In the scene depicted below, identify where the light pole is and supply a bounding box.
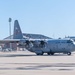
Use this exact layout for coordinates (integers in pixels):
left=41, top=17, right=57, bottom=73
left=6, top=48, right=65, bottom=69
left=9, top=18, right=12, bottom=38
left=8, top=18, right=12, bottom=50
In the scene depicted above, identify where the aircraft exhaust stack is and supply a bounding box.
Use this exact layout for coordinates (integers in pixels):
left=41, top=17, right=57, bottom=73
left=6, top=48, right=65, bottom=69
left=13, top=20, right=23, bottom=39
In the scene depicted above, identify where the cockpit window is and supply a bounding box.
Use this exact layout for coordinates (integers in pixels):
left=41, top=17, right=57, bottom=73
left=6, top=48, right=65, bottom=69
left=67, top=40, right=73, bottom=43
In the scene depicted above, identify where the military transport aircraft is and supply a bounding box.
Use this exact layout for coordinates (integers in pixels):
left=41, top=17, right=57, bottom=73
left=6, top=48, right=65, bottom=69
left=0, top=20, right=75, bottom=55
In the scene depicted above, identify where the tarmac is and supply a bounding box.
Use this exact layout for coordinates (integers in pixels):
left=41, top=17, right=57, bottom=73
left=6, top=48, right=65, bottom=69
left=0, top=50, right=75, bottom=75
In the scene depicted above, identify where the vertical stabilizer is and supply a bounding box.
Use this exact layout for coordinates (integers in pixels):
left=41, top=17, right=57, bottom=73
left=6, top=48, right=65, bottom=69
left=13, top=20, right=23, bottom=39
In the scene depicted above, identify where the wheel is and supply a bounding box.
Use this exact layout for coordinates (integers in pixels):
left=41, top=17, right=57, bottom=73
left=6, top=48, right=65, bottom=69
left=36, top=52, right=44, bottom=55
left=50, top=52, right=54, bottom=55
left=40, top=52, right=44, bottom=55
left=36, top=53, right=40, bottom=55
left=47, top=52, right=50, bottom=55
left=67, top=52, right=71, bottom=55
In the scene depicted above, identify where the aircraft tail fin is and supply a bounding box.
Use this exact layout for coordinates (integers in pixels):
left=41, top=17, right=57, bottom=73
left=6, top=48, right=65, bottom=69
left=13, top=20, right=23, bottom=39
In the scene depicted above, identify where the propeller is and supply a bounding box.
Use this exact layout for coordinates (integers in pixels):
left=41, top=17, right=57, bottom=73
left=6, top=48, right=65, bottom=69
left=25, top=40, right=33, bottom=48
left=30, top=40, right=47, bottom=48
left=39, top=40, right=46, bottom=48
left=18, top=39, right=47, bottom=48
left=17, top=40, right=33, bottom=48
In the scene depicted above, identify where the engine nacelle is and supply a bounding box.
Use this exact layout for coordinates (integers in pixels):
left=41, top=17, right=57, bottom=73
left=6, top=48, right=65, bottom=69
left=31, top=40, right=47, bottom=48
left=17, top=39, right=47, bottom=48
left=39, top=40, right=47, bottom=48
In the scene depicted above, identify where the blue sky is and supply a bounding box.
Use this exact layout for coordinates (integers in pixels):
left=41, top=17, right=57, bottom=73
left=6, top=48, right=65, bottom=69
left=0, top=0, right=75, bottom=39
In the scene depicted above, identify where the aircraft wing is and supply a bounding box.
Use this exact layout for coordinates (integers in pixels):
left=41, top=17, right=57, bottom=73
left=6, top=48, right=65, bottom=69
left=0, top=39, right=48, bottom=48
left=0, top=39, right=20, bottom=43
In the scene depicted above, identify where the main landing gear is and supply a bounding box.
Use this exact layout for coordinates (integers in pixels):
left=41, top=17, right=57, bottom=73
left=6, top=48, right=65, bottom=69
left=36, top=52, right=55, bottom=55
left=36, top=52, right=44, bottom=55
left=47, top=52, right=54, bottom=55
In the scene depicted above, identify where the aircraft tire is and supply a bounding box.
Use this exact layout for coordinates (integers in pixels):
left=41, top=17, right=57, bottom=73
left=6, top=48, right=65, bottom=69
left=36, top=52, right=44, bottom=55
left=67, top=52, right=71, bottom=55
left=50, top=53, right=54, bottom=55
left=40, top=52, right=44, bottom=55
left=47, top=52, right=51, bottom=55
left=36, top=53, right=40, bottom=55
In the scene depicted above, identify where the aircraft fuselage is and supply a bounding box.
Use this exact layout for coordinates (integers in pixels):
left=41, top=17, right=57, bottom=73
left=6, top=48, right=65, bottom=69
left=26, top=39, right=75, bottom=55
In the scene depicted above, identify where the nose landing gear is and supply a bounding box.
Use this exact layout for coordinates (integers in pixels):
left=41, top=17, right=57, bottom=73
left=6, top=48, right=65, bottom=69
left=67, top=52, right=71, bottom=55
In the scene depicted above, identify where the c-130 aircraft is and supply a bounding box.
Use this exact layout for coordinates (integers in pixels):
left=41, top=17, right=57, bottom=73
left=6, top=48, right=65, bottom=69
left=0, top=20, right=75, bottom=55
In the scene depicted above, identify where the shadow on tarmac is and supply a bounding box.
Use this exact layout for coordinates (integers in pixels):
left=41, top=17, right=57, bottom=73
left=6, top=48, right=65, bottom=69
left=0, top=53, right=72, bottom=57
left=0, top=63, right=74, bottom=71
